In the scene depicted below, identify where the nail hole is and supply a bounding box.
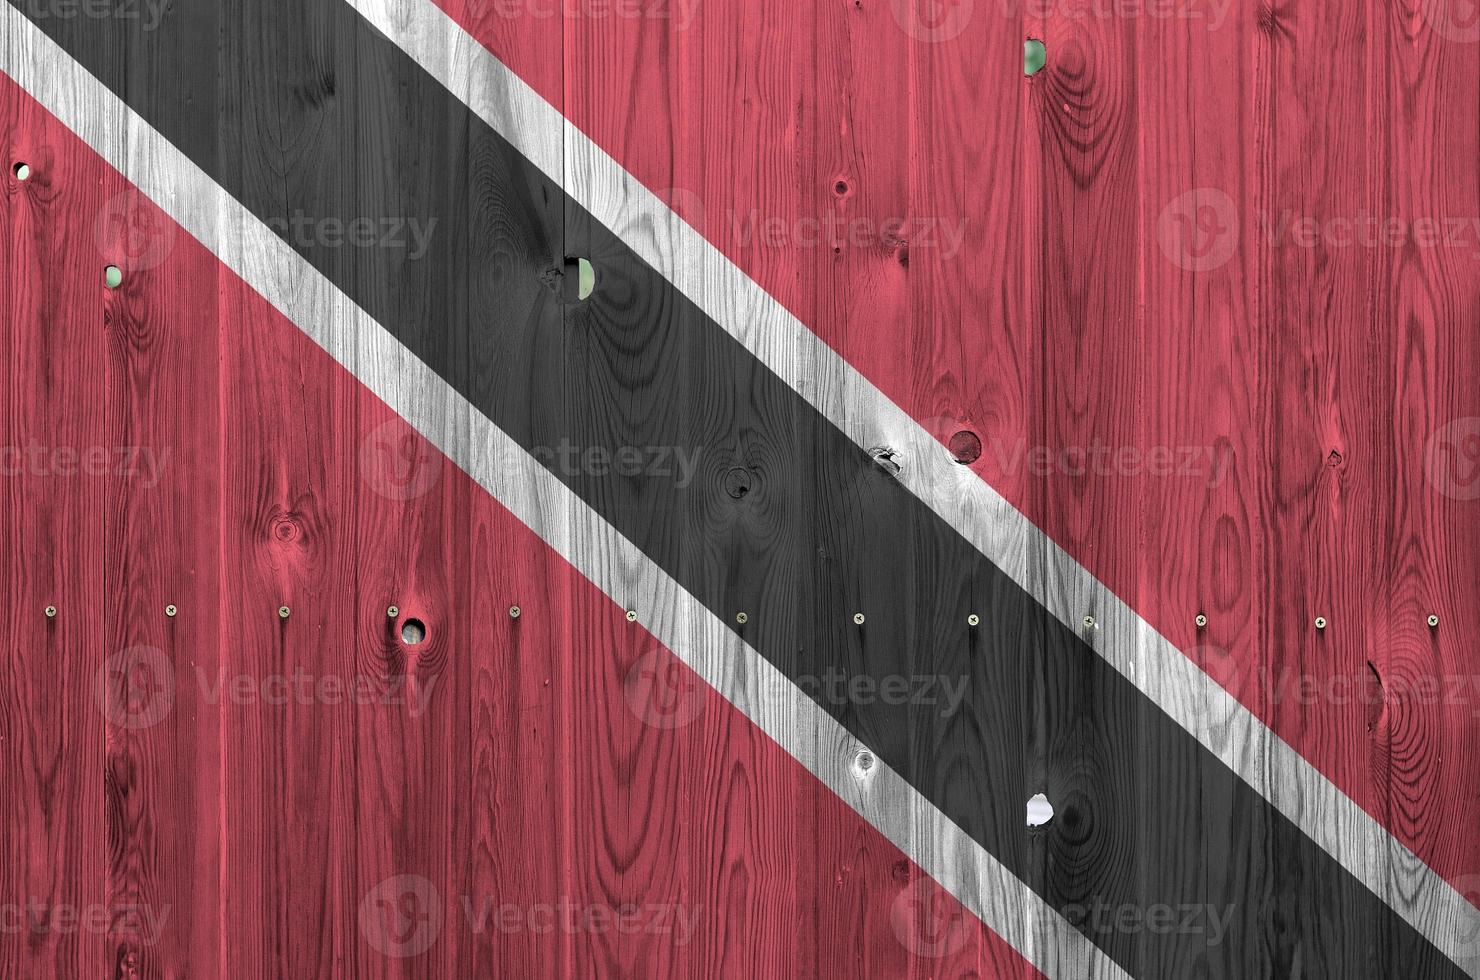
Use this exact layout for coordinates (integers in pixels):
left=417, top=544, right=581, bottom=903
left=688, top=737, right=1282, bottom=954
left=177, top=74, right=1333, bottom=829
left=1024, top=38, right=1047, bottom=76
left=564, top=257, right=596, bottom=301
left=400, top=618, right=426, bottom=645
left=949, top=430, right=982, bottom=464
left=104, top=265, right=123, bottom=289
left=1026, top=792, right=1054, bottom=827
left=13, top=162, right=30, bottom=181
left=834, top=179, right=849, bottom=196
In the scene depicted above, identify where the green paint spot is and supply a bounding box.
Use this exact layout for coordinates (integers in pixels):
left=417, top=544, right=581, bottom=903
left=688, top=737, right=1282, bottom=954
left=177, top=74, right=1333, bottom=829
left=13, top=163, right=30, bottom=181
left=104, top=265, right=123, bottom=289
left=1024, top=38, right=1046, bottom=76
left=577, top=258, right=595, bottom=301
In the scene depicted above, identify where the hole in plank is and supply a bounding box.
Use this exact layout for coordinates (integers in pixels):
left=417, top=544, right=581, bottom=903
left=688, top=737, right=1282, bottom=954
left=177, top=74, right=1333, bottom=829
left=1026, top=792, right=1054, bottom=827
left=104, top=265, right=123, bottom=289
left=1024, top=38, right=1047, bottom=76
left=400, top=618, right=427, bottom=646
left=13, top=162, right=30, bottom=181
left=949, top=430, right=982, bottom=464
left=563, top=257, right=597, bottom=301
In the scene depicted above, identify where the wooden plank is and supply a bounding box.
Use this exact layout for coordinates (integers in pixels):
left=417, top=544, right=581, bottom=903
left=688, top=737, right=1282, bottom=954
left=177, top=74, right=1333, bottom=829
left=0, top=80, right=110, bottom=980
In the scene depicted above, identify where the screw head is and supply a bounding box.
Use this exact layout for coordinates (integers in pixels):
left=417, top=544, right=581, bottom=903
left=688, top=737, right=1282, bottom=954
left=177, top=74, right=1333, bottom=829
left=278, top=605, right=291, bottom=620
left=853, top=612, right=866, bottom=626
left=165, top=604, right=177, bottom=618
left=509, top=605, right=521, bottom=619
left=967, top=613, right=980, bottom=627
left=1315, top=617, right=1327, bottom=630
left=44, top=605, right=57, bottom=619
left=1083, top=615, right=1097, bottom=630
left=1195, top=614, right=1208, bottom=628
left=1428, top=614, right=1440, bottom=628
left=625, top=609, right=638, bottom=623
left=386, top=605, right=399, bottom=618
left=736, top=612, right=748, bottom=625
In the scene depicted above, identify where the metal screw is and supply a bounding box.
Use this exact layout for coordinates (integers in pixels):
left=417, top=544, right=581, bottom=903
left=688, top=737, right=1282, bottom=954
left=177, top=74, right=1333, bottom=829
left=278, top=605, right=291, bottom=620
left=625, top=609, right=637, bottom=623
left=853, top=612, right=866, bottom=626
left=736, top=612, right=748, bottom=625
left=386, top=605, right=399, bottom=619
left=1315, top=617, right=1327, bottom=631
left=165, top=604, right=177, bottom=618
left=509, top=605, right=521, bottom=619
left=967, top=614, right=980, bottom=627
left=44, top=605, right=57, bottom=619
left=1195, top=614, right=1208, bottom=628
left=1083, top=615, right=1097, bottom=630
left=1428, top=614, right=1439, bottom=629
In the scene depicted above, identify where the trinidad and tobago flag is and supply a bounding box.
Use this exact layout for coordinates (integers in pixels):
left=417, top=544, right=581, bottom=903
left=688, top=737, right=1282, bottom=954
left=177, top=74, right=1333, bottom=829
left=4, top=0, right=1480, bottom=975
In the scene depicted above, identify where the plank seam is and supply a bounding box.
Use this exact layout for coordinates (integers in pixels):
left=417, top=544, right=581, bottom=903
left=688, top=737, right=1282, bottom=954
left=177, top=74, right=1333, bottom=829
left=0, top=7, right=1124, bottom=978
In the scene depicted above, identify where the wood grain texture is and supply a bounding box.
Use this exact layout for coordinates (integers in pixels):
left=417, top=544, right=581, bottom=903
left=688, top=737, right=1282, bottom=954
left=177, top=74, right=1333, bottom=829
left=7, top=0, right=1480, bottom=975
left=437, top=0, right=1480, bottom=922
left=0, top=59, right=1041, bottom=980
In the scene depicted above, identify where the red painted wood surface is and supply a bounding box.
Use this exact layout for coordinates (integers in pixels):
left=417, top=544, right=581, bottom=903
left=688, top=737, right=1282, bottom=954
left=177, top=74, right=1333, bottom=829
left=0, top=75, right=1041, bottom=979
left=433, top=0, right=1480, bottom=896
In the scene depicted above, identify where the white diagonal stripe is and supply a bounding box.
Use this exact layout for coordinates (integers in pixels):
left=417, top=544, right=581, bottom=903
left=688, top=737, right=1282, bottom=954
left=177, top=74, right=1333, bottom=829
left=348, top=1, right=1480, bottom=974
left=0, top=5, right=1129, bottom=978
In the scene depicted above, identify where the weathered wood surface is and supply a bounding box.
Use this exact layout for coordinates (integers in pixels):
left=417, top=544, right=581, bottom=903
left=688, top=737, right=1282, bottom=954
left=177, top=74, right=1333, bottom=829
left=3, top=0, right=1480, bottom=976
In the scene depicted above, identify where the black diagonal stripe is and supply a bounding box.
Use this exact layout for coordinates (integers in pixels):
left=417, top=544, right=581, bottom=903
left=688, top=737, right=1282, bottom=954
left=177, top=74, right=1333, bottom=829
left=12, top=1, right=1466, bottom=976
